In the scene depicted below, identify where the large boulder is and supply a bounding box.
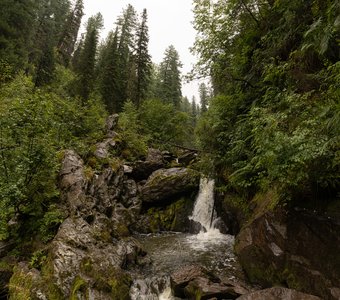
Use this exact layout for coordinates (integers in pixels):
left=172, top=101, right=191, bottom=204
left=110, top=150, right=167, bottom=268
left=131, top=148, right=166, bottom=180
left=235, top=205, right=340, bottom=300
left=236, top=287, right=321, bottom=300
left=141, top=167, right=200, bottom=203
left=170, top=265, right=248, bottom=299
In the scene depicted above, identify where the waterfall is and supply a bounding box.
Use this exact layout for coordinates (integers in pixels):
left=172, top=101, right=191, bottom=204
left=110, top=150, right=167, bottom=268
left=189, top=178, right=217, bottom=232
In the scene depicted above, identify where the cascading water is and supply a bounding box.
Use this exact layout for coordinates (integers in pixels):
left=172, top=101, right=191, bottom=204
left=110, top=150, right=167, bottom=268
left=130, top=177, right=242, bottom=300
left=189, top=178, right=217, bottom=232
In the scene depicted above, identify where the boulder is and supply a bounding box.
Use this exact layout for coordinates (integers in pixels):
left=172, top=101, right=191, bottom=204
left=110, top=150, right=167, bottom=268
left=58, top=150, right=86, bottom=214
left=236, top=287, right=321, bottom=300
left=141, top=168, right=200, bottom=203
left=178, top=151, right=198, bottom=166
left=131, top=148, right=165, bottom=180
left=94, top=138, right=117, bottom=159
left=49, top=217, right=140, bottom=297
left=235, top=206, right=340, bottom=300
left=170, top=265, right=248, bottom=299
left=105, top=114, right=119, bottom=137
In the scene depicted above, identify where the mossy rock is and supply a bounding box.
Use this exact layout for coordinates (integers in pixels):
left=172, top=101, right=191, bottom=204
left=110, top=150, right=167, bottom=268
left=70, top=276, right=88, bottom=300
left=146, top=197, right=194, bottom=232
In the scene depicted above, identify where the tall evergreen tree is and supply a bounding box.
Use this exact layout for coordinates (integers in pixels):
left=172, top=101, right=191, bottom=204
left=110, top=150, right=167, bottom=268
left=199, top=82, right=209, bottom=113
left=116, top=4, right=137, bottom=110
left=0, top=0, right=37, bottom=78
left=134, top=8, right=152, bottom=108
left=75, top=13, right=103, bottom=100
left=98, top=29, right=121, bottom=113
left=58, top=0, right=84, bottom=66
left=157, top=45, right=182, bottom=107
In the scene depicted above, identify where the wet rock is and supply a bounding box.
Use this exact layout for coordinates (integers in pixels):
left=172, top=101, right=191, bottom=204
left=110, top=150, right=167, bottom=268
left=178, top=151, right=197, bottom=166
left=171, top=265, right=248, bottom=299
left=131, top=148, right=165, bottom=180
left=162, top=150, right=177, bottom=163
left=236, top=287, right=321, bottom=300
left=235, top=206, right=340, bottom=299
left=141, top=168, right=200, bottom=203
left=184, top=276, right=246, bottom=300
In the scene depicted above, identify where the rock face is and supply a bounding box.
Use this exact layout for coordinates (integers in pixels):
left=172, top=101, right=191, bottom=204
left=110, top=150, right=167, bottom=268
left=170, top=265, right=249, bottom=299
left=236, top=287, right=322, bottom=300
left=235, top=207, right=340, bottom=300
left=131, top=148, right=166, bottom=180
left=5, top=115, right=203, bottom=299
left=141, top=167, right=200, bottom=203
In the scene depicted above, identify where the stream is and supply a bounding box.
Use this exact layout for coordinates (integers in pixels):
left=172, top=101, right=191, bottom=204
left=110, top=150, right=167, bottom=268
left=130, top=178, right=245, bottom=300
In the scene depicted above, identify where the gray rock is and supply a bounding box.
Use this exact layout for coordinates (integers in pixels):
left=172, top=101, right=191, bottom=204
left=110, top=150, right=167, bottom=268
left=235, top=207, right=340, bottom=300
left=105, top=114, right=119, bottom=137
left=236, top=287, right=321, bottom=300
left=178, top=151, right=197, bottom=166
left=170, top=265, right=248, bottom=299
left=59, top=150, right=86, bottom=214
left=141, top=167, right=200, bottom=203
left=131, top=148, right=165, bottom=180
left=94, top=138, right=117, bottom=159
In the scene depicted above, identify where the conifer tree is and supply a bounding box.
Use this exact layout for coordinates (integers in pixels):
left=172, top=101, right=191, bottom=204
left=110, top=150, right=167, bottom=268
left=199, top=82, right=209, bottom=113
left=75, top=13, right=103, bottom=101
left=58, top=0, right=84, bottom=66
left=98, top=29, right=120, bottom=113
left=0, top=0, right=37, bottom=77
left=134, top=8, right=152, bottom=108
left=157, top=45, right=182, bottom=107
left=116, top=4, right=137, bottom=110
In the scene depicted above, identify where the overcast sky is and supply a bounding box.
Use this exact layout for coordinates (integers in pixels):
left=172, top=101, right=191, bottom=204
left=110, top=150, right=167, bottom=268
left=82, top=0, right=202, bottom=101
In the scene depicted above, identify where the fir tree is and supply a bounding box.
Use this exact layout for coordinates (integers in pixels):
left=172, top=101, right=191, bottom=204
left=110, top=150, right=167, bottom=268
left=58, top=0, right=84, bottom=66
left=199, top=82, right=209, bottom=113
left=98, top=29, right=120, bottom=113
left=75, top=13, right=103, bottom=101
left=134, top=8, right=152, bottom=108
left=157, top=45, right=182, bottom=107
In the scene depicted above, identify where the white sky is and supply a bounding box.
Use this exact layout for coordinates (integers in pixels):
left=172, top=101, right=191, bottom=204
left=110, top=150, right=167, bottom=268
left=82, top=0, right=203, bottom=101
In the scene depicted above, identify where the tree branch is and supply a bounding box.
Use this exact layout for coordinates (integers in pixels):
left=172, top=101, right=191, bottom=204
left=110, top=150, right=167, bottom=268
left=240, top=0, right=260, bottom=27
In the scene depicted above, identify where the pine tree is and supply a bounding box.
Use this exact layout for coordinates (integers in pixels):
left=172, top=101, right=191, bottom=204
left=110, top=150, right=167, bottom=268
left=58, top=0, right=84, bottom=66
left=157, top=45, right=182, bottom=107
left=98, top=29, right=121, bottom=113
left=191, top=96, right=198, bottom=119
left=134, top=8, right=152, bottom=108
left=115, top=4, right=137, bottom=110
left=0, top=0, right=37, bottom=77
left=75, top=13, right=103, bottom=101
left=199, top=82, right=209, bottom=113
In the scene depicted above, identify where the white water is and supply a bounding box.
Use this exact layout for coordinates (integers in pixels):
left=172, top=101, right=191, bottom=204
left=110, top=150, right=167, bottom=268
left=189, top=178, right=216, bottom=232
left=130, top=177, right=238, bottom=300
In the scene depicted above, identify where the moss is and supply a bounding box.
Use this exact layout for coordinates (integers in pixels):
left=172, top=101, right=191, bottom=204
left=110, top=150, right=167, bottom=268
left=114, top=224, right=130, bottom=238
left=109, top=271, right=132, bottom=300
left=40, top=257, right=63, bottom=299
left=147, top=198, right=189, bottom=232
left=84, top=166, right=95, bottom=180
left=8, top=266, right=33, bottom=299
left=70, top=276, right=88, bottom=300
left=282, top=268, right=302, bottom=290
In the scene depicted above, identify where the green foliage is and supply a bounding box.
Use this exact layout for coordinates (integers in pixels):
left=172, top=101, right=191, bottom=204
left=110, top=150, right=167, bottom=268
left=29, top=249, right=47, bottom=269
left=0, top=74, right=105, bottom=241
left=194, top=0, right=340, bottom=205
left=139, top=98, right=193, bottom=148
left=39, top=205, right=66, bottom=243
left=118, top=100, right=148, bottom=160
